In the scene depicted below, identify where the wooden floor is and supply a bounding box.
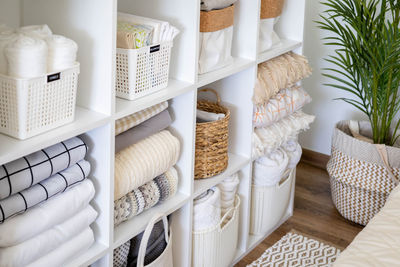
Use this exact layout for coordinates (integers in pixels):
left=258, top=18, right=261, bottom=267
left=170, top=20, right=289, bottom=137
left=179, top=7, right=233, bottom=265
left=236, top=161, right=364, bottom=266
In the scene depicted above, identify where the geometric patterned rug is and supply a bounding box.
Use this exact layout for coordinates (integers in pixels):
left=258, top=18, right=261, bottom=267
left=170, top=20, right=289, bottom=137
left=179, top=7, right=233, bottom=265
left=247, top=231, right=341, bottom=267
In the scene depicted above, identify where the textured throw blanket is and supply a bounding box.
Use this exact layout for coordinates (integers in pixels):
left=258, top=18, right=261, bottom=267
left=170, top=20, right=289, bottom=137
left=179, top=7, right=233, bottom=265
left=114, top=130, right=180, bottom=200
left=0, top=179, right=95, bottom=247
left=0, top=160, right=90, bottom=223
left=0, top=137, right=87, bottom=199
left=253, top=149, right=289, bottom=186
left=253, top=52, right=312, bottom=105
left=114, top=167, right=178, bottom=226
left=218, top=173, right=239, bottom=215
left=193, top=187, right=221, bottom=232
left=0, top=205, right=97, bottom=267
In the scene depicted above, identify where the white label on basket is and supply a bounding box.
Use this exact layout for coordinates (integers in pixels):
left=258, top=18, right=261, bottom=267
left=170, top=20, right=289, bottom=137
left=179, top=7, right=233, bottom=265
left=47, top=73, right=61, bottom=83
left=150, top=45, right=160, bottom=53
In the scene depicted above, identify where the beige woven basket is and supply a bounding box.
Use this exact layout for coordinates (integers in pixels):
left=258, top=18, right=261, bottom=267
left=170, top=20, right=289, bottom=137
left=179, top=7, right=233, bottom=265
left=327, top=121, right=400, bottom=225
left=260, top=0, right=285, bottom=19
left=195, top=89, right=230, bottom=179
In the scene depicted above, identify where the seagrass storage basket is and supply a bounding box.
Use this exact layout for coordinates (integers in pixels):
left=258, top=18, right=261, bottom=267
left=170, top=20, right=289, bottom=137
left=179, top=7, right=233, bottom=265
left=260, top=0, right=285, bottom=19
left=327, top=121, right=400, bottom=225
left=195, top=89, right=230, bottom=179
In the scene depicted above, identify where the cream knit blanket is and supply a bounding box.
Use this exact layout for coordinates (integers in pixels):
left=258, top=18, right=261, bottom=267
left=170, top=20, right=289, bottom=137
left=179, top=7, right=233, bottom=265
left=114, top=130, right=180, bottom=200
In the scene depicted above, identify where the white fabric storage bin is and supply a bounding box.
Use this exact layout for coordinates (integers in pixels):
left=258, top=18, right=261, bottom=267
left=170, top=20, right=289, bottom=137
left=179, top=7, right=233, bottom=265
left=116, top=42, right=172, bottom=100
left=192, top=195, right=240, bottom=267
left=250, top=169, right=295, bottom=235
left=0, top=63, right=79, bottom=140
left=259, top=18, right=281, bottom=52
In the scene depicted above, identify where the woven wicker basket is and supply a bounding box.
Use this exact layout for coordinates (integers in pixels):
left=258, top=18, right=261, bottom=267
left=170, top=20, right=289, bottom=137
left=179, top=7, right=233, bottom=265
left=195, top=89, right=230, bottom=179
left=327, top=121, right=400, bottom=225
left=260, top=0, right=285, bottom=19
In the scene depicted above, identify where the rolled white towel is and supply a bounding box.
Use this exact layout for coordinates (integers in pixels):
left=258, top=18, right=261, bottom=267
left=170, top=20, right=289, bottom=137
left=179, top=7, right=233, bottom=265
left=5, top=35, right=47, bottom=78
left=218, top=173, right=239, bottom=214
left=196, top=109, right=225, bottom=123
left=193, top=187, right=221, bottom=232
left=0, top=32, right=18, bottom=75
left=282, top=140, right=302, bottom=169
left=18, top=24, right=52, bottom=39
left=253, top=148, right=289, bottom=186
left=46, top=34, right=78, bottom=72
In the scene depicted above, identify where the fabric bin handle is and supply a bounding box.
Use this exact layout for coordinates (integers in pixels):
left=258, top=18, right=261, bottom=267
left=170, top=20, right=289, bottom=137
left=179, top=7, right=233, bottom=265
left=137, top=213, right=169, bottom=267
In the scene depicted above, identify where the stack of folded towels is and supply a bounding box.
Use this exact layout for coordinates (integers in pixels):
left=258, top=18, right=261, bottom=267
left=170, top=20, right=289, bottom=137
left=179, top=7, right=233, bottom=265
left=252, top=52, right=315, bottom=187
left=114, top=101, right=180, bottom=226
left=117, top=13, right=179, bottom=49
left=0, top=137, right=96, bottom=267
left=192, top=172, right=240, bottom=232
left=0, top=24, right=78, bottom=78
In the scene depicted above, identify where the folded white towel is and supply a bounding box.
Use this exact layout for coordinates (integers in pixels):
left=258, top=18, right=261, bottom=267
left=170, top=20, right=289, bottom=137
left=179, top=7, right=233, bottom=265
left=0, top=32, right=17, bottom=75
left=0, top=179, right=95, bottom=247
left=253, top=148, right=289, bottom=186
left=259, top=18, right=281, bottom=52
left=282, top=140, right=302, bottom=169
left=197, top=109, right=225, bottom=123
left=0, top=205, right=97, bottom=267
left=218, top=173, right=239, bottom=214
left=193, top=187, right=221, bottom=232
left=26, top=227, right=94, bottom=267
left=5, top=35, right=47, bottom=78
left=46, top=34, right=78, bottom=72
left=18, top=24, right=52, bottom=39
left=201, top=0, right=237, bottom=11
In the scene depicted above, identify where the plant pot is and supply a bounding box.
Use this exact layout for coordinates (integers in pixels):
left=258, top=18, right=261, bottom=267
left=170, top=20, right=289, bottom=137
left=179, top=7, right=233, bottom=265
left=327, top=120, right=400, bottom=225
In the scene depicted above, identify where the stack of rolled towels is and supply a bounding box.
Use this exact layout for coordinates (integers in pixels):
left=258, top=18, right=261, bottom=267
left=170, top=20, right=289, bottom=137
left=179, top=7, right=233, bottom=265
left=251, top=52, right=315, bottom=186
left=0, top=137, right=96, bottom=267
left=192, top=172, right=240, bottom=232
left=114, top=101, right=180, bottom=226
left=117, top=13, right=179, bottom=49
left=0, top=24, right=78, bottom=78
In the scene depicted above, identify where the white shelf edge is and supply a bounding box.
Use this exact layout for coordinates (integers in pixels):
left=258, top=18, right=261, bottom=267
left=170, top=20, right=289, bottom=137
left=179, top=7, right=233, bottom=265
left=64, top=241, right=109, bottom=267
left=193, top=153, right=250, bottom=199
left=257, top=39, right=302, bottom=64
left=115, top=79, right=195, bottom=120
left=113, top=192, right=190, bottom=249
left=197, top=57, right=255, bottom=88
left=0, top=106, right=110, bottom=166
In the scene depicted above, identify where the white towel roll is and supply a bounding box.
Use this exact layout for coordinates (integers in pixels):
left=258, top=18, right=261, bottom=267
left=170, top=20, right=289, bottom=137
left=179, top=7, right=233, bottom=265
left=46, top=34, right=78, bottom=72
left=218, top=173, right=239, bottom=214
left=18, top=24, right=52, bottom=39
left=0, top=32, right=18, bottom=75
left=253, top=148, right=289, bottom=186
left=282, top=140, right=302, bottom=169
left=196, top=109, right=225, bottom=123
left=5, top=35, right=47, bottom=78
left=193, top=187, right=221, bottom=232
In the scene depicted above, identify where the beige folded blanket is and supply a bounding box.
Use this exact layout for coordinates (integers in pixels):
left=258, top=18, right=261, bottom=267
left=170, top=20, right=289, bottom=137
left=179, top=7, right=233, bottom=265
left=114, top=130, right=180, bottom=200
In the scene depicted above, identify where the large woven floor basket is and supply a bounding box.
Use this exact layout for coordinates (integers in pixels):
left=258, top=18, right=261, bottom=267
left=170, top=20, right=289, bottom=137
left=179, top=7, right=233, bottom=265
left=195, top=89, right=230, bottom=179
left=327, top=121, right=400, bottom=225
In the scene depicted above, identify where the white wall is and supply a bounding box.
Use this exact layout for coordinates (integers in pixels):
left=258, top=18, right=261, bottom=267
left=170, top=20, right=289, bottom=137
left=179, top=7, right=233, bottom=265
left=299, top=0, right=366, bottom=155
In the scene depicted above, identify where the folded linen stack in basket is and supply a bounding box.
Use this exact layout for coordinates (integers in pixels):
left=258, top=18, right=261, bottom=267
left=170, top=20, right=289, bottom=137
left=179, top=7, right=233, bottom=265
left=0, top=137, right=97, bottom=267
left=252, top=52, right=314, bottom=186
left=0, top=24, right=78, bottom=78
left=114, top=101, right=181, bottom=226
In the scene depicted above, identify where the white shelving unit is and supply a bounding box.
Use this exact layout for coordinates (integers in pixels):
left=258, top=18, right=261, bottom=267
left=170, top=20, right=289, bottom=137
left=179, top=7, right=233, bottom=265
left=0, top=0, right=305, bottom=266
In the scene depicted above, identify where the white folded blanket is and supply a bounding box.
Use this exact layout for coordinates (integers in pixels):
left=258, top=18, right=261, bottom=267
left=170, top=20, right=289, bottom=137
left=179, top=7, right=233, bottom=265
left=218, top=173, right=239, bottom=215
left=18, top=24, right=52, bottom=39
left=0, top=179, right=95, bottom=247
left=46, top=34, right=78, bottom=72
left=114, top=130, right=180, bottom=200
left=197, top=109, right=225, bottom=123
left=282, top=140, right=302, bottom=169
left=253, top=148, right=289, bottom=186
left=26, top=227, right=94, bottom=267
left=0, top=205, right=97, bottom=267
left=193, top=187, right=221, bottom=232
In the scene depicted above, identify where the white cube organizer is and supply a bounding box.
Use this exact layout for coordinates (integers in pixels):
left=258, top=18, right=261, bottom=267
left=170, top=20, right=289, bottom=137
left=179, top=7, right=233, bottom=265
left=115, top=42, right=172, bottom=100
left=250, top=169, right=295, bottom=235
left=0, top=64, right=80, bottom=140
left=192, top=195, right=240, bottom=267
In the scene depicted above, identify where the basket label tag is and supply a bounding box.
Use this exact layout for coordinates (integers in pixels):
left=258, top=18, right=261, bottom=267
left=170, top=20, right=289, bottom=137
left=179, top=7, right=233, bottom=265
left=47, top=73, right=61, bottom=83
left=150, top=45, right=160, bottom=53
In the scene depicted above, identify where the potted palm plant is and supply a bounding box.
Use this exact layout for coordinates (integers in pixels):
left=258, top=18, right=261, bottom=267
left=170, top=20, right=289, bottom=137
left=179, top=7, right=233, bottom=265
left=318, top=0, right=400, bottom=225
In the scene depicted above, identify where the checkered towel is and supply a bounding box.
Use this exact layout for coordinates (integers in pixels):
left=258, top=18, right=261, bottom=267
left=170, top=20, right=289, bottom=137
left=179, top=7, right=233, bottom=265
left=115, top=101, right=168, bottom=136
left=0, top=160, right=90, bottom=223
left=0, top=137, right=87, bottom=200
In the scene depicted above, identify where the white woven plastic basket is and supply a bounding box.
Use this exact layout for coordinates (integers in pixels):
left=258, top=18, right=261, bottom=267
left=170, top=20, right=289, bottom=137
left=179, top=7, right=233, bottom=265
left=250, top=169, right=295, bottom=235
left=192, top=195, right=240, bottom=267
left=115, top=42, right=172, bottom=101
left=0, top=64, right=80, bottom=140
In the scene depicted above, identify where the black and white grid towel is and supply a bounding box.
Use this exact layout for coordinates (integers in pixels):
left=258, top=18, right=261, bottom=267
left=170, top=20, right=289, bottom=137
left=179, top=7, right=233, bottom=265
left=0, top=137, right=87, bottom=200
left=0, top=160, right=90, bottom=223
